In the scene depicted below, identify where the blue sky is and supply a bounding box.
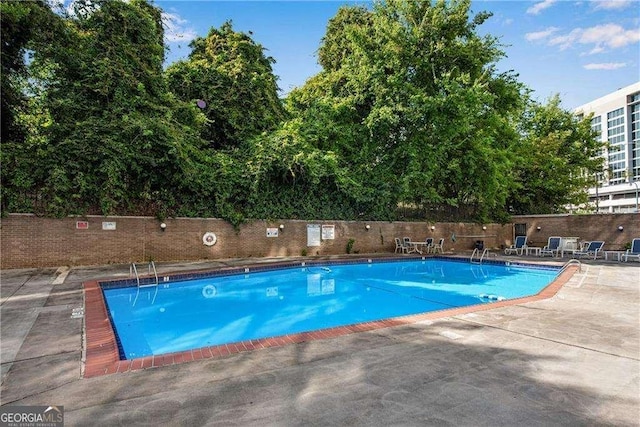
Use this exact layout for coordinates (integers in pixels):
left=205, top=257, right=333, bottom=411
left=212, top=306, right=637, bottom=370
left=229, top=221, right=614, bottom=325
left=156, top=0, right=640, bottom=109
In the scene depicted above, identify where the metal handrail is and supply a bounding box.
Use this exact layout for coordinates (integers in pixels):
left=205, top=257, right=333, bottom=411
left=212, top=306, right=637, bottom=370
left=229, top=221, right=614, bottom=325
left=470, top=248, right=479, bottom=264
left=559, top=259, right=582, bottom=275
left=131, top=261, right=159, bottom=287
left=471, top=248, right=490, bottom=264
left=130, top=263, right=140, bottom=287
left=479, top=248, right=489, bottom=263
left=148, top=261, right=158, bottom=286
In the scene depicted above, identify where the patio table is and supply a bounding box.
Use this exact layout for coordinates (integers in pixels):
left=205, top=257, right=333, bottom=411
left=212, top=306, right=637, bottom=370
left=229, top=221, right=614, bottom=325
left=604, top=251, right=625, bottom=261
left=407, top=242, right=430, bottom=254
left=525, top=247, right=542, bottom=256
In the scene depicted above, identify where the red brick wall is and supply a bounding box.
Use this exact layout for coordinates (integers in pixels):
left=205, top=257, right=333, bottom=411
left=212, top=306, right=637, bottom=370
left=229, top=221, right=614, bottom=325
left=1, top=213, right=637, bottom=268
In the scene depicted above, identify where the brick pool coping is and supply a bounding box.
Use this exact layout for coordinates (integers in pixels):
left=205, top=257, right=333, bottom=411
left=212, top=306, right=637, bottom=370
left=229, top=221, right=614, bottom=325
left=82, top=257, right=578, bottom=378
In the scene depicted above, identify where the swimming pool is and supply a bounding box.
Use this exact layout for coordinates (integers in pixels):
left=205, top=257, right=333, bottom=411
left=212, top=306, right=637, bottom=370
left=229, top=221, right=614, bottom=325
left=102, top=259, right=559, bottom=359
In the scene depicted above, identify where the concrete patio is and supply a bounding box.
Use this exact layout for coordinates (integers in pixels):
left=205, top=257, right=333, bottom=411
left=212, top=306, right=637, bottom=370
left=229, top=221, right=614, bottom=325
left=1, top=256, right=639, bottom=426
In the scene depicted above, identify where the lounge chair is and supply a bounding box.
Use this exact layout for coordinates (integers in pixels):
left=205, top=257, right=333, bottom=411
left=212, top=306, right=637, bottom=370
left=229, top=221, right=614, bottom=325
left=573, top=241, right=605, bottom=260
left=431, top=238, right=444, bottom=254
left=505, top=236, right=527, bottom=255
left=624, top=238, right=640, bottom=262
left=540, top=236, right=561, bottom=257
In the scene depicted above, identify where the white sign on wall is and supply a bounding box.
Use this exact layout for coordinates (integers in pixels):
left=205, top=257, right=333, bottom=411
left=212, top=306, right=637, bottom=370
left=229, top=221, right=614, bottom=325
left=102, top=222, right=116, bottom=230
left=321, top=225, right=335, bottom=240
left=307, top=224, right=321, bottom=247
left=266, top=227, right=279, bottom=237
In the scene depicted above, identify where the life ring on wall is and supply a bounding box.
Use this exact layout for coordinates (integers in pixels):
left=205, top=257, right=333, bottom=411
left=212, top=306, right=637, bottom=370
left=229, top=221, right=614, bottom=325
left=202, top=285, right=217, bottom=298
left=202, top=232, right=217, bottom=246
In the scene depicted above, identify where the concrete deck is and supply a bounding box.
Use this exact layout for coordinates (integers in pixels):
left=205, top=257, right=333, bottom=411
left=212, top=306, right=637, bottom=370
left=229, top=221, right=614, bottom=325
left=1, top=256, right=639, bottom=426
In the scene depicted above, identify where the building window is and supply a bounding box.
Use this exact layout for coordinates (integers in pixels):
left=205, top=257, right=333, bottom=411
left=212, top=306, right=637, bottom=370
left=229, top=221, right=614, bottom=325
left=630, top=95, right=640, bottom=180
left=607, top=107, right=626, bottom=184
left=590, top=115, right=605, bottom=163
left=607, top=107, right=624, bottom=119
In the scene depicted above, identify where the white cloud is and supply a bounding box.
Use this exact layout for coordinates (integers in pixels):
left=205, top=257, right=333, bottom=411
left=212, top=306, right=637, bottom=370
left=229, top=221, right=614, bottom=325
left=583, top=62, right=627, bottom=70
left=591, top=0, right=634, bottom=10
left=162, top=11, right=197, bottom=43
left=525, top=27, right=560, bottom=41
left=547, top=23, right=640, bottom=52
left=587, top=46, right=606, bottom=54
left=549, top=28, right=583, bottom=50
left=527, top=0, right=557, bottom=15
left=582, top=24, right=640, bottom=48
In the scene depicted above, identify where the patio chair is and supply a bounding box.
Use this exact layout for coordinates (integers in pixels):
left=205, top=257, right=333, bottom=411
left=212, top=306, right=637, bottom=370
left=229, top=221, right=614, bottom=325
left=540, top=236, right=561, bottom=257
left=394, top=238, right=408, bottom=254
left=623, top=238, right=640, bottom=262
left=505, top=236, right=527, bottom=256
left=431, top=238, right=444, bottom=254
left=403, top=236, right=418, bottom=253
left=424, top=237, right=434, bottom=253
left=573, top=241, right=605, bottom=260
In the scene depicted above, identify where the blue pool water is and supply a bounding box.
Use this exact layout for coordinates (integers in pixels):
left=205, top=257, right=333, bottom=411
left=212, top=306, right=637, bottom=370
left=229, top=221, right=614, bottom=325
left=103, top=260, right=558, bottom=359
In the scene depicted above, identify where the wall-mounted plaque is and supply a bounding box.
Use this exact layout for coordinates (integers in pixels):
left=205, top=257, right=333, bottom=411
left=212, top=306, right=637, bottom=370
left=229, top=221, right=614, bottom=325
left=307, top=224, right=321, bottom=247
left=321, top=225, right=335, bottom=240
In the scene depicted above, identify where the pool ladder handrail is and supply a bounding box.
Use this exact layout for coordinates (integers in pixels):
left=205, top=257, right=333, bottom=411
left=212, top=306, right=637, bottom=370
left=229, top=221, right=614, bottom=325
left=470, top=248, right=490, bottom=264
left=559, top=258, right=582, bottom=274
left=130, top=261, right=159, bottom=287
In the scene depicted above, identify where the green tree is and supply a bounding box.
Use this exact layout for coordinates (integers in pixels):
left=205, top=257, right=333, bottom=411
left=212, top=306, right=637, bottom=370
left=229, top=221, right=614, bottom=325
left=3, top=0, right=210, bottom=218
left=0, top=0, right=62, bottom=143
left=317, top=5, right=373, bottom=72
left=166, top=22, right=286, bottom=149
left=1, top=0, right=600, bottom=224
left=286, top=0, right=525, bottom=221
left=508, top=95, right=604, bottom=214
left=0, top=0, right=64, bottom=213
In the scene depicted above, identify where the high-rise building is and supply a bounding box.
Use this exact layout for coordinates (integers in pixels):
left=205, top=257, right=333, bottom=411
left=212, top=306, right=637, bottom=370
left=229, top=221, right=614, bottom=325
left=575, top=82, right=640, bottom=213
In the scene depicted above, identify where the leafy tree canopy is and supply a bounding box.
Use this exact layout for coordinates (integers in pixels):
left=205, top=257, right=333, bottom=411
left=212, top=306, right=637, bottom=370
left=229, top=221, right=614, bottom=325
left=509, top=95, right=603, bottom=214
left=0, top=0, right=61, bottom=147
left=287, top=0, right=528, bottom=221
left=166, top=22, right=286, bottom=149
left=2, top=0, right=209, bottom=218
left=1, top=0, right=604, bottom=225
